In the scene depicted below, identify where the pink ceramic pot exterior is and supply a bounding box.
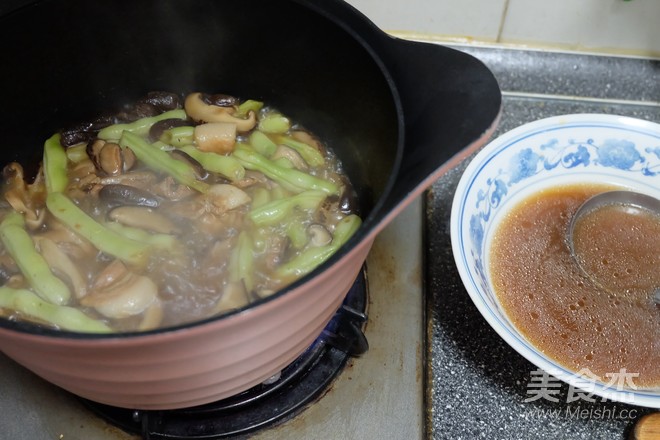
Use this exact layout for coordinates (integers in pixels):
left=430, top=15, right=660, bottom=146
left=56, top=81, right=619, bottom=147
left=0, top=237, right=374, bottom=409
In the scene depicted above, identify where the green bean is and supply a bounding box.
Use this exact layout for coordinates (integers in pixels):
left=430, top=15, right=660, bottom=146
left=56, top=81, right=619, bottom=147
left=236, top=99, right=264, bottom=117
left=46, top=192, right=151, bottom=268
left=119, top=131, right=209, bottom=193
left=0, top=287, right=111, bottom=333
left=258, top=113, right=291, bottom=134
left=151, top=141, right=174, bottom=151
left=160, top=126, right=194, bottom=147
left=249, top=190, right=327, bottom=226
left=273, top=157, right=295, bottom=169
left=249, top=130, right=277, bottom=157
left=0, top=212, right=71, bottom=305
left=43, top=134, right=68, bottom=193
left=97, top=109, right=187, bottom=140
left=250, top=187, right=271, bottom=209
left=105, top=221, right=179, bottom=250
left=228, top=231, right=254, bottom=292
left=277, top=135, right=325, bottom=167
left=179, top=146, right=245, bottom=181
left=275, top=214, right=361, bottom=280
left=233, top=145, right=338, bottom=194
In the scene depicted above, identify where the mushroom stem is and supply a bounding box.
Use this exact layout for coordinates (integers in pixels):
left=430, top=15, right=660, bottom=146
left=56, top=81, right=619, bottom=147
left=36, top=237, right=87, bottom=299
left=194, top=122, right=237, bottom=154
left=108, top=206, right=180, bottom=235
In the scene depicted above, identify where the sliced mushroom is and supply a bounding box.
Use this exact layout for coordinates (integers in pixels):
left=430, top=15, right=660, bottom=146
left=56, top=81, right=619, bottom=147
left=223, top=110, right=256, bottom=133
left=108, top=206, right=180, bottom=234
left=87, top=139, right=106, bottom=167
left=205, top=184, right=251, bottom=213
left=233, top=170, right=272, bottom=189
left=203, top=93, right=238, bottom=107
left=137, top=299, right=164, bottom=331
left=149, top=118, right=190, bottom=142
left=291, top=130, right=326, bottom=156
left=68, top=158, right=97, bottom=180
left=2, top=162, right=45, bottom=229
left=170, top=150, right=209, bottom=180
left=38, top=218, right=97, bottom=260
left=98, top=142, right=123, bottom=175
left=184, top=92, right=257, bottom=132
left=99, top=170, right=158, bottom=187
left=60, top=114, right=115, bottom=147
left=92, top=259, right=128, bottom=291
left=83, top=261, right=158, bottom=319
left=140, top=91, right=182, bottom=112
left=271, top=145, right=308, bottom=170
left=308, top=224, right=332, bottom=247
left=262, top=235, right=289, bottom=271
left=214, top=281, right=249, bottom=314
left=88, top=140, right=136, bottom=175
left=99, top=184, right=160, bottom=208
left=36, top=237, right=87, bottom=299
left=150, top=175, right=197, bottom=201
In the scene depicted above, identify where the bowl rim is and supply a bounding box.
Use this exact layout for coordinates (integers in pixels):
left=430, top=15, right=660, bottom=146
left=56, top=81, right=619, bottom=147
left=450, top=113, right=660, bottom=408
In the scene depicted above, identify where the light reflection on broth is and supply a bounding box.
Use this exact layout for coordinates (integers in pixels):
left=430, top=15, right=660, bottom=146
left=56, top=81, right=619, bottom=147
left=490, top=184, right=660, bottom=389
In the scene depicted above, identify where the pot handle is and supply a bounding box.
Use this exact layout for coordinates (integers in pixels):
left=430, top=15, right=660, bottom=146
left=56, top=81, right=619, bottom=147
left=303, top=0, right=501, bottom=213
left=374, top=36, right=502, bottom=212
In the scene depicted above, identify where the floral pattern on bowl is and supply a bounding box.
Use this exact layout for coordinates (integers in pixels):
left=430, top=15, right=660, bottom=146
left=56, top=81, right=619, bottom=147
left=450, top=114, right=660, bottom=408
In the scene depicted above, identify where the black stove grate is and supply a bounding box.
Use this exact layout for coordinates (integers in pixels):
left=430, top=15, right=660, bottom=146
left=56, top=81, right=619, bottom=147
left=80, top=270, right=368, bottom=439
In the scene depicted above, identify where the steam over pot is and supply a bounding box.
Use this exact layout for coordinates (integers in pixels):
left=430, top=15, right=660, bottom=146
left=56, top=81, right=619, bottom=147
left=0, top=0, right=501, bottom=409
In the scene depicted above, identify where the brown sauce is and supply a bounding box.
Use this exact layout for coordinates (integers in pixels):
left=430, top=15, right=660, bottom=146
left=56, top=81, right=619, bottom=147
left=490, top=184, right=660, bottom=389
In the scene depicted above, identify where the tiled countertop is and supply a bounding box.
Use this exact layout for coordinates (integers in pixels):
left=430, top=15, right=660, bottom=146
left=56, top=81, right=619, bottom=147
left=425, top=45, right=660, bottom=439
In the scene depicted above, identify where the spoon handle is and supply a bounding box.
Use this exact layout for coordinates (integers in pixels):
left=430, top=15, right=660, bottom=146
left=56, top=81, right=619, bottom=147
left=632, top=412, right=660, bottom=440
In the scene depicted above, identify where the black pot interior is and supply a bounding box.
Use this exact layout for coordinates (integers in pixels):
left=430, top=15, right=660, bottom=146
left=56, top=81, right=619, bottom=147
left=0, top=0, right=399, bottom=224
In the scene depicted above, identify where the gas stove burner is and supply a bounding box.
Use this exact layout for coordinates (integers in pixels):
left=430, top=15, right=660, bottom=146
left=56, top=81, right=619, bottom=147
left=80, top=270, right=368, bottom=439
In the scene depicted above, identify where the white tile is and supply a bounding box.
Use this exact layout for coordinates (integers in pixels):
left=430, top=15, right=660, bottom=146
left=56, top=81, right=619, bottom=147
left=500, top=0, right=660, bottom=55
left=345, top=0, right=508, bottom=41
left=578, top=0, right=660, bottom=55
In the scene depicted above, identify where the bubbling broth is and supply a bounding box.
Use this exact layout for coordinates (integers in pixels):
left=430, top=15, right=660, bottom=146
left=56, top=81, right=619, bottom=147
left=490, top=184, right=660, bottom=389
left=0, top=92, right=361, bottom=333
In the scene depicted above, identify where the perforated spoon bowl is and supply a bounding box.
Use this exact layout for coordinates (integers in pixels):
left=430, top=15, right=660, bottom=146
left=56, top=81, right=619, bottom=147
left=567, top=190, right=660, bottom=304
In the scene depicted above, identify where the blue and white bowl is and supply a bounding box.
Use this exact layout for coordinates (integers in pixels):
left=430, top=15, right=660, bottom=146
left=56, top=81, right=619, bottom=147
left=450, top=113, right=660, bottom=408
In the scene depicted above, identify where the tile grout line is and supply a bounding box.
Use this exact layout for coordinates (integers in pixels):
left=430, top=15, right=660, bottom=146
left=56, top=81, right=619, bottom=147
left=501, top=90, right=660, bottom=108
left=496, top=0, right=511, bottom=43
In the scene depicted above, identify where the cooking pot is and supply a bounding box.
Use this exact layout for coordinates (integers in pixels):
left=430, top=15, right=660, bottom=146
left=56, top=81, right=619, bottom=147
left=0, top=0, right=501, bottom=409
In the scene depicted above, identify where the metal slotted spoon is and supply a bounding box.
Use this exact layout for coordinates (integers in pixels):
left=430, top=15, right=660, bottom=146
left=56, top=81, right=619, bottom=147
left=567, top=190, right=660, bottom=305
